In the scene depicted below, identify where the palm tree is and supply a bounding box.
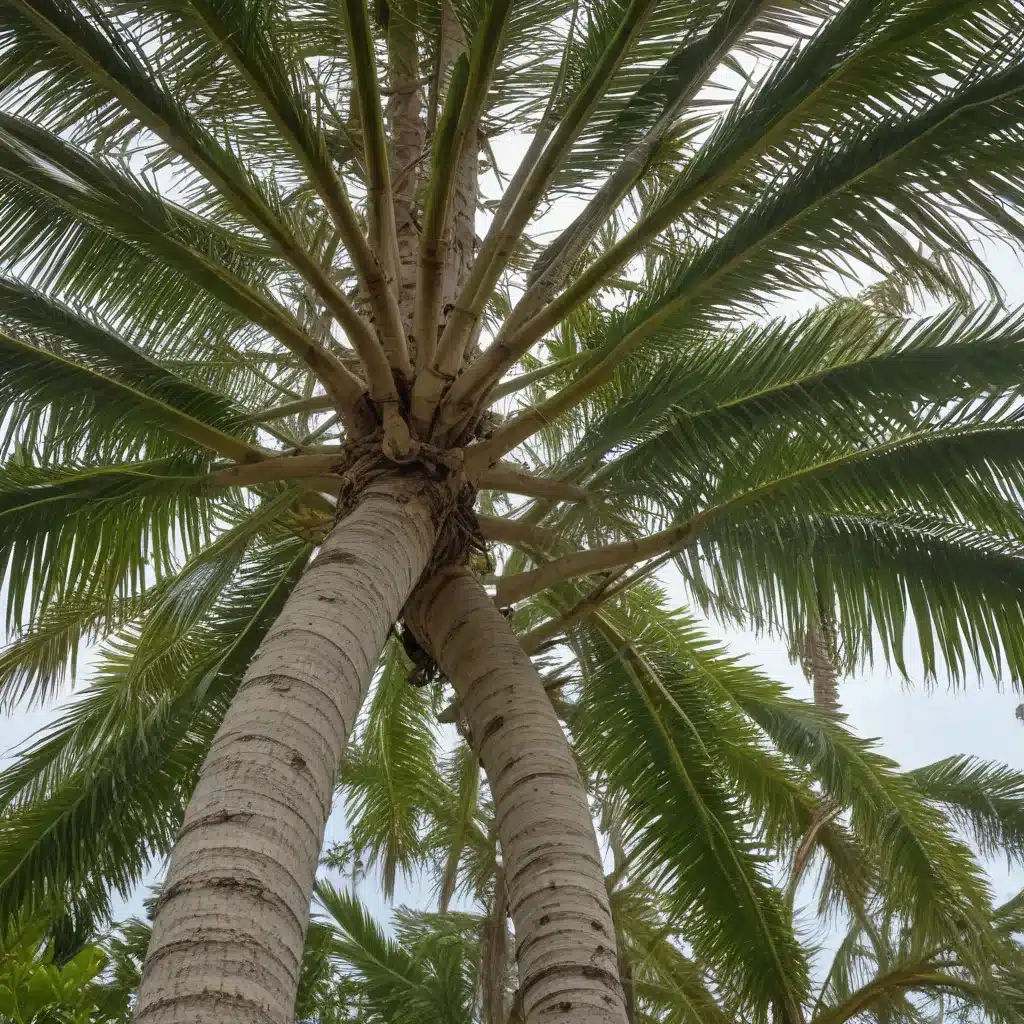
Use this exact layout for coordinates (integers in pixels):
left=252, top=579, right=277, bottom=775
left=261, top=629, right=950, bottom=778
left=2, top=0, right=1024, bottom=1021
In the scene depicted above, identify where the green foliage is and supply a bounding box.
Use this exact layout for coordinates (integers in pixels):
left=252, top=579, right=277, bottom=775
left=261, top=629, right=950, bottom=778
left=908, top=756, right=1024, bottom=866
left=312, top=882, right=479, bottom=1024
left=573, top=605, right=811, bottom=1020
left=0, top=919, right=116, bottom=1024
left=339, top=640, right=446, bottom=900
left=0, top=533, right=310, bottom=927
left=563, top=587, right=1022, bottom=1019
left=536, top=300, right=1024, bottom=683
left=41, top=877, right=1023, bottom=1024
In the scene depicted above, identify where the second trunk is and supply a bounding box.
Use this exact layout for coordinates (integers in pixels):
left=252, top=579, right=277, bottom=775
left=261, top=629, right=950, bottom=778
left=406, top=567, right=629, bottom=1024
left=803, top=617, right=841, bottom=713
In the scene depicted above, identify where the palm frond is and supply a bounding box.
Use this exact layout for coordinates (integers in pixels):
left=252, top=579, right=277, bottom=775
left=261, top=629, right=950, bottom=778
left=721, top=665, right=995, bottom=952
left=0, top=177, right=264, bottom=378
left=612, top=882, right=737, bottom=1024
left=0, top=113, right=329, bottom=358
left=0, top=534, right=309, bottom=930
left=313, top=881, right=477, bottom=1024
left=0, top=280, right=262, bottom=461
left=340, top=640, right=445, bottom=901
left=566, top=303, right=1024, bottom=500
left=0, top=0, right=322, bottom=251
left=0, top=592, right=138, bottom=711
left=428, top=742, right=485, bottom=913
left=681, top=510, right=1024, bottom=684
left=0, top=455, right=224, bottom=630
left=495, top=27, right=1024, bottom=443
left=571, top=602, right=811, bottom=1022
left=907, top=756, right=1024, bottom=867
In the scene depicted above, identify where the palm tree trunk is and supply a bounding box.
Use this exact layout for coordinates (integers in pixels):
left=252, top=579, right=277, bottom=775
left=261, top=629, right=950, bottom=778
left=406, top=567, right=629, bottom=1024
left=135, top=476, right=438, bottom=1024
left=481, top=864, right=511, bottom=1024
left=803, top=617, right=841, bottom=713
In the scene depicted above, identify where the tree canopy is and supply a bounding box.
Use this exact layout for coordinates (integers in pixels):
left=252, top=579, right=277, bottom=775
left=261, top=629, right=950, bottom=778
left=0, top=0, right=1024, bottom=1019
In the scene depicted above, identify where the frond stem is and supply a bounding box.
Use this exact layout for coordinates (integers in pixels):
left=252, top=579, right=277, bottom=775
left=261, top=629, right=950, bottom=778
left=424, top=0, right=660, bottom=405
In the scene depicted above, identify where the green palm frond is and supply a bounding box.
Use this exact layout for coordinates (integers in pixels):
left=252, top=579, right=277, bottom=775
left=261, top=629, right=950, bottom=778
left=313, top=881, right=477, bottom=1024
left=392, top=908, right=482, bottom=1019
left=485, top=0, right=1024, bottom=387
left=497, top=25, right=1024, bottom=439
left=517, top=301, right=1024, bottom=682
left=340, top=640, right=445, bottom=900
left=0, top=113, right=321, bottom=355
left=0, top=592, right=138, bottom=712
left=667, top=0, right=1023, bottom=226
left=549, top=580, right=998, bottom=953
left=907, top=756, right=1024, bottom=867
left=810, top=901, right=1024, bottom=1024
left=994, top=886, right=1024, bottom=937
left=0, top=177, right=267, bottom=379
left=571, top=603, right=811, bottom=1022
left=0, top=0, right=315, bottom=238
left=721, top=666, right=995, bottom=952
left=427, top=742, right=487, bottom=913
left=541, top=0, right=725, bottom=192
left=0, top=456, right=217, bottom=629
left=0, top=534, right=309, bottom=929
left=814, top=957, right=1024, bottom=1024
left=294, top=921, right=345, bottom=1024
left=681, top=510, right=1024, bottom=683
left=132, top=0, right=355, bottom=193
left=612, top=882, right=736, bottom=1024
left=630, top=14, right=1024, bottom=321
left=0, top=284, right=261, bottom=462
left=96, top=913, right=150, bottom=1021
left=563, top=303, right=1024, bottom=497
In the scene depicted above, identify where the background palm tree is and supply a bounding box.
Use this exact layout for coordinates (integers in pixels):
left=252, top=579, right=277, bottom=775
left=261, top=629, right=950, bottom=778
left=1, top=0, right=1024, bottom=1021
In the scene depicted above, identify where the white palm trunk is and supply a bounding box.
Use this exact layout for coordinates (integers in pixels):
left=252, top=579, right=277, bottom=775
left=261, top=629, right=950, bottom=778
left=135, top=478, right=438, bottom=1024
left=406, top=567, right=629, bottom=1024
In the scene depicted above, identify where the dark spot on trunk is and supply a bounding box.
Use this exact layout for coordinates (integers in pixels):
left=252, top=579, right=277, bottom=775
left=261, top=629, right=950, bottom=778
left=538, top=914, right=550, bottom=926
left=482, top=715, right=505, bottom=741
left=319, top=550, right=358, bottom=567
left=496, top=754, right=521, bottom=780
left=291, top=753, right=307, bottom=770
left=590, top=920, right=606, bottom=933
left=558, top=1002, right=572, bottom=1012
